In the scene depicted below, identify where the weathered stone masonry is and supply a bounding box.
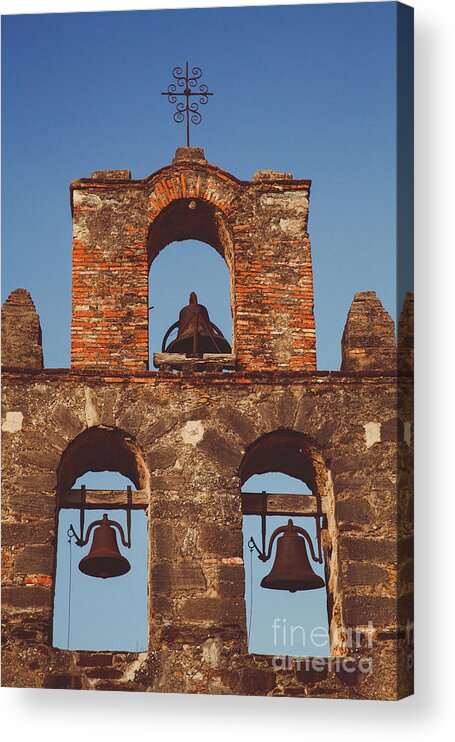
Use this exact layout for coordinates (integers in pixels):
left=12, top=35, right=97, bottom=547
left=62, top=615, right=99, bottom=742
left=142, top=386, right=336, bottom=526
left=1, top=148, right=413, bottom=699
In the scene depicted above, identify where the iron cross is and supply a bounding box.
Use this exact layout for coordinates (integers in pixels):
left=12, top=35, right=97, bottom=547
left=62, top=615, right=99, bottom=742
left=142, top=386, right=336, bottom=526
left=161, top=63, right=213, bottom=147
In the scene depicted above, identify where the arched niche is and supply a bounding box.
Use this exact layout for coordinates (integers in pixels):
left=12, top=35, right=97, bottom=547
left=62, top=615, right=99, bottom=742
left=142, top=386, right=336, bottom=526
left=57, top=427, right=148, bottom=494
left=147, top=197, right=234, bottom=268
left=53, top=426, right=149, bottom=652
left=147, top=197, right=235, bottom=362
left=239, top=428, right=346, bottom=657
left=239, top=429, right=327, bottom=495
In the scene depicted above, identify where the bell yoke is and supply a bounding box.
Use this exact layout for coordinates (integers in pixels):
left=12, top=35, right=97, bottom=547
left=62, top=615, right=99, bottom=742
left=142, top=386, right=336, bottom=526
left=161, top=292, right=231, bottom=356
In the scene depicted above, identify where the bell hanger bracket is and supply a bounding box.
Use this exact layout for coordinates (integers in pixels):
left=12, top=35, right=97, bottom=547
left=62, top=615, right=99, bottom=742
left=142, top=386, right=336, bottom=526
left=67, top=484, right=133, bottom=549
left=247, top=490, right=324, bottom=565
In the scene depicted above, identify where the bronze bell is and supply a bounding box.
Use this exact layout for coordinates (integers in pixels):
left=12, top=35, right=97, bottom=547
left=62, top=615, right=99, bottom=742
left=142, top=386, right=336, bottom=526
left=78, top=514, right=131, bottom=579
left=261, top=520, right=325, bottom=593
left=162, top=291, right=231, bottom=355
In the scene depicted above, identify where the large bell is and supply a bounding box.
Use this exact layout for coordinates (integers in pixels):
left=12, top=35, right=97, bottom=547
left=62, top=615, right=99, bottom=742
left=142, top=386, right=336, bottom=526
left=164, top=291, right=231, bottom=355
left=261, top=520, right=325, bottom=593
left=78, top=514, right=131, bottom=579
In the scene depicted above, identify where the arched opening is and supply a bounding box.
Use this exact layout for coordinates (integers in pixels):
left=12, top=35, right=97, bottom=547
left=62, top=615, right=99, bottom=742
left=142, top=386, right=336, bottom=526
left=148, top=198, right=234, bottom=369
left=240, top=430, right=335, bottom=658
left=53, top=428, right=149, bottom=652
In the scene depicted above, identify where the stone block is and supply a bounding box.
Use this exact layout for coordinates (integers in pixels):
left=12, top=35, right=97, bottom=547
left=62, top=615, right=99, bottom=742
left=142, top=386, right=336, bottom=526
left=15, top=545, right=54, bottom=575
left=1, top=520, right=55, bottom=546
left=159, top=624, right=242, bottom=644
left=217, top=564, right=245, bottom=596
left=101, top=388, right=117, bottom=426
left=216, top=407, right=257, bottom=445
left=198, top=429, right=243, bottom=470
left=341, top=292, right=396, bottom=372
left=18, top=450, right=60, bottom=470
left=150, top=522, right=175, bottom=559
left=91, top=170, right=131, bottom=179
left=343, top=594, right=397, bottom=627
left=340, top=536, right=396, bottom=564
left=52, top=404, right=84, bottom=439
left=77, top=653, right=113, bottom=667
left=1, top=289, right=43, bottom=369
left=140, top=414, right=178, bottom=447
left=346, top=562, right=388, bottom=586
left=336, top=498, right=371, bottom=524
left=198, top=526, right=243, bottom=557
left=180, top=597, right=245, bottom=625
left=7, top=492, right=55, bottom=518
left=2, top=586, right=52, bottom=609
left=117, top=403, right=143, bottom=437
left=20, top=472, right=57, bottom=491
left=43, top=673, right=83, bottom=690
left=295, top=661, right=329, bottom=684
left=146, top=446, right=177, bottom=471
left=240, top=667, right=277, bottom=694
left=152, top=562, right=206, bottom=592
left=85, top=667, right=124, bottom=679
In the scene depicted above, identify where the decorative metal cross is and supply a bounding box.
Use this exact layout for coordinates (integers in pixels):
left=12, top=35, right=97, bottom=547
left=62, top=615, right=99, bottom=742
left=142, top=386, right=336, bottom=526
left=161, top=63, right=213, bottom=147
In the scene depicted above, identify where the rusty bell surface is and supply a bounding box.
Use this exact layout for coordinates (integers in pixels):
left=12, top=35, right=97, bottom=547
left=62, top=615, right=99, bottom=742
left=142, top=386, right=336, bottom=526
left=261, top=520, right=325, bottom=593
left=78, top=514, right=131, bottom=579
left=162, top=291, right=231, bottom=356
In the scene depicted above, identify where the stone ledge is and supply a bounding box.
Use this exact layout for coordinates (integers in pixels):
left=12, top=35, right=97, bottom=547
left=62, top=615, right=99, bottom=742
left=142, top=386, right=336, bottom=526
left=252, top=170, right=293, bottom=182
left=172, top=147, right=207, bottom=164
left=91, top=170, right=131, bottom=180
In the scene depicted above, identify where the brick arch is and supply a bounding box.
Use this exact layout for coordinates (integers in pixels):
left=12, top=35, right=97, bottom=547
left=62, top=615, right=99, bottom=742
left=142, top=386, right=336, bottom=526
left=57, top=426, right=148, bottom=492
left=145, top=164, right=240, bottom=224
left=146, top=165, right=239, bottom=270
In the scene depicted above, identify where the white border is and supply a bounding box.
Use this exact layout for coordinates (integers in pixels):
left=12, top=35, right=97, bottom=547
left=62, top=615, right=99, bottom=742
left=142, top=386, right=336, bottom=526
left=1, top=0, right=454, bottom=739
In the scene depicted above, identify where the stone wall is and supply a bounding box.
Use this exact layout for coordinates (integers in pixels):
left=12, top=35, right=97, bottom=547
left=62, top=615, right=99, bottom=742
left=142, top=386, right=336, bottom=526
left=1, top=368, right=413, bottom=699
left=1, top=151, right=413, bottom=700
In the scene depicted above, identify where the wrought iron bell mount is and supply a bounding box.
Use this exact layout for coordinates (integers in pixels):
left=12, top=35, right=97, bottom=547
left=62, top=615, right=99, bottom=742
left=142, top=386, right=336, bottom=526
left=68, top=485, right=133, bottom=579
left=248, top=491, right=325, bottom=593
left=161, top=291, right=232, bottom=357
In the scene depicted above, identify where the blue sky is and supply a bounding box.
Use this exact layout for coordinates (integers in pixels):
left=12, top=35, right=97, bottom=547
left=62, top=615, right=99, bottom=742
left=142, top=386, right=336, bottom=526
left=3, top=3, right=406, bottom=655
left=2, top=2, right=405, bottom=370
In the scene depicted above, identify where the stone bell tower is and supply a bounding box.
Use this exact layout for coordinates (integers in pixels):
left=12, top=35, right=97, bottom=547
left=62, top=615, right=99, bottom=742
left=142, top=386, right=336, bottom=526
left=2, top=147, right=413, bottom=700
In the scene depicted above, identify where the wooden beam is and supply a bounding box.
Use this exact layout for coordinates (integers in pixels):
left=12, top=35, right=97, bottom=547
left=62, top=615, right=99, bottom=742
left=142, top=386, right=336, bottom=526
left=241, top=492, right=326, bottom=517
left=153, top=352, right=236, bottom=370
left=59, top=489, right=148, bottom=509
left=59, top=489, right=325, bottom=518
